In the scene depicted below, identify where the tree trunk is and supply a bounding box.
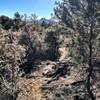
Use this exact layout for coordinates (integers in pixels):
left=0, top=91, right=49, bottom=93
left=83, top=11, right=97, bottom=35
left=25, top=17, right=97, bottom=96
left=86, top=1, right=96, bottom=100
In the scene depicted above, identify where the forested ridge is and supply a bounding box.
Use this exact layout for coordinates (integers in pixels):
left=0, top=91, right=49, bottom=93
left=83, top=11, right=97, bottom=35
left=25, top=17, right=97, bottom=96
left=0, top=0, right=100, bottom=100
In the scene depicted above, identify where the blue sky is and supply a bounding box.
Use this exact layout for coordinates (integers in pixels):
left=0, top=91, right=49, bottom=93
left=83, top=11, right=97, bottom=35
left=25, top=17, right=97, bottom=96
left=0, top=0, right=57, bottom=19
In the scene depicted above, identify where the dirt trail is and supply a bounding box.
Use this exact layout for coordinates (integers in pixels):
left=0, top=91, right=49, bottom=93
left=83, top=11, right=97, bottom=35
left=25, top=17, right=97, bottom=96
left=17, top=67, right=47, bottom=100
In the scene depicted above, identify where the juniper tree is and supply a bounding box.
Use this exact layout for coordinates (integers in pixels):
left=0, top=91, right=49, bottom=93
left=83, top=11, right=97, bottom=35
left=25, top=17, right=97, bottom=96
left=13, top=12, right=22, bottom=30
left=54, top=0, right=100, bottom=99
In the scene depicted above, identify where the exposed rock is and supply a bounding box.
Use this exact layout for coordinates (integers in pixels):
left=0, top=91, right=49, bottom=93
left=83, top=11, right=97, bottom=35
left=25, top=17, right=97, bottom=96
left=58, top=47, right=70, bottom=62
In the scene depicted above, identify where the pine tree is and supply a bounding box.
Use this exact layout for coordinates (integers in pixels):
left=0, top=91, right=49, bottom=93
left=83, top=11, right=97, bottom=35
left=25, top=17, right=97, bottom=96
left=54, top=0, right=100, bottom=99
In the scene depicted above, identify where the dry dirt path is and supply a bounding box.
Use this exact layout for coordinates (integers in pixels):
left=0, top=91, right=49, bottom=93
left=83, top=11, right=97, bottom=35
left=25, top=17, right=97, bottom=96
left=17, top=66, right=47, bottom=100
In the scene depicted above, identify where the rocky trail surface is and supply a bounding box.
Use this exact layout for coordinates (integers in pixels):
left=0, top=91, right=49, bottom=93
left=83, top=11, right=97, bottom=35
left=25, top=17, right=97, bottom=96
left=16, top=60, right=100, bottom=100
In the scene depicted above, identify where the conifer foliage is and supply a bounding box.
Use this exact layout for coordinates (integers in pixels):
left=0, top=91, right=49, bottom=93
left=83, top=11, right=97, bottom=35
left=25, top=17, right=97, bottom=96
left=54, top=0, right=100, bottom=99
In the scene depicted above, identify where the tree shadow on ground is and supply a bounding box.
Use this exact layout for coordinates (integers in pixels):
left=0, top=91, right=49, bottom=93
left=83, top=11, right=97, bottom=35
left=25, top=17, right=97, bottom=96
left=19, top=60, right=38, bottom=79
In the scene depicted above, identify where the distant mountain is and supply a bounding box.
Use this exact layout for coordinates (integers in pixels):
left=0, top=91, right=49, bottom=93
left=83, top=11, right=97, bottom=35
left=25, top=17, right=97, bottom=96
left=39, top=18, right=58, bottom=25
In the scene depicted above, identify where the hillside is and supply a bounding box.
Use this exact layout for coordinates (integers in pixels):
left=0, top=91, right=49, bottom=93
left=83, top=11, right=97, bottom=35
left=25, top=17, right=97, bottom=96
left=0, top=23, right=100, bottom=100
left=0, top=0, right=100, bottom=100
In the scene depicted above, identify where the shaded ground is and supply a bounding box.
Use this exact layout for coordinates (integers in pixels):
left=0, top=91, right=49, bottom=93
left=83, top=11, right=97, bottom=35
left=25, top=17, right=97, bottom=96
left=16, top=60, right=100, bottom=100
left=16, top=61, right=82, bottom=100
